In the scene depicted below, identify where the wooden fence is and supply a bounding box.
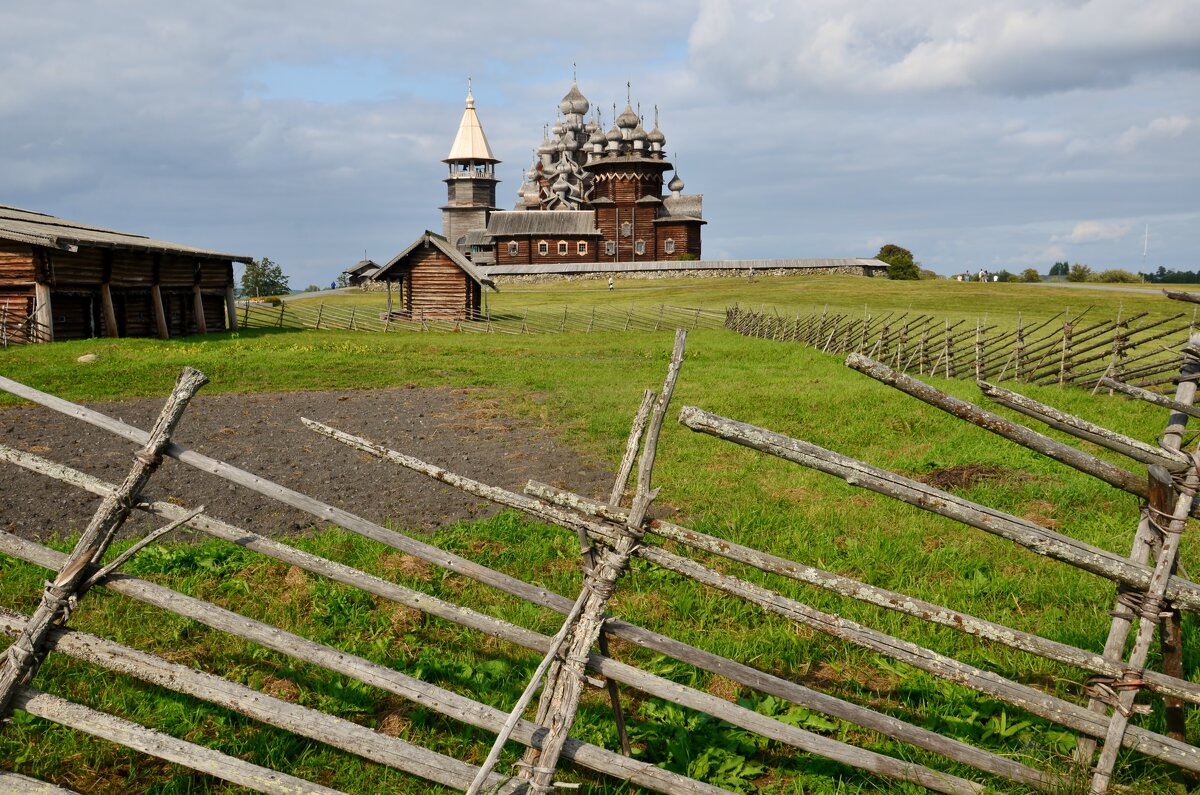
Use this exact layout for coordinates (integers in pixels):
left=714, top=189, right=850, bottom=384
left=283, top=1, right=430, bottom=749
left=726, top=303, right=1196, bottom=391
left=0, top=301, right=49, bottom=347
left=238, top=299, right=726, bottom=335
left=1, top=326, right=1198, bottom=792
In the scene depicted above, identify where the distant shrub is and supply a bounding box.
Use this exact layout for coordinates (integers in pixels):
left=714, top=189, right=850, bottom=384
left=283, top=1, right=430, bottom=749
left=1067, top=263, right=1092, bottom=282
left=919, top=269, right=939, bottom=280
left=1020, top=268, right=1041, bottom=283
left=677, top=253, right=699, bottom=261
left=1091, top=269, right=1141, bottom=283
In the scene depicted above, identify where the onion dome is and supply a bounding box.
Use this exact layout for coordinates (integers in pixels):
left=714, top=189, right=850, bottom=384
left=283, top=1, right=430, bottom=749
left=559, top=80, right=590, bottom=116
left=552, top=173, right=571, bottom=194
left=668, top=173, right=685, bottom=193
left=647, top=125, right=665, bottom=146
left=616, top=103, right=639, bottom=129
left=588, top=126, right=607, bottom=147
left=631, top=120, right=648, bottom=142
left=605, top=123, right=623, bottom=142
left=561, top=132, right=580, bottom=151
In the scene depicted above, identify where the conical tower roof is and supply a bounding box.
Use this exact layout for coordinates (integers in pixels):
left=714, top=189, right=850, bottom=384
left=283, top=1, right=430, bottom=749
left=444, top=84, right=498, bottom=163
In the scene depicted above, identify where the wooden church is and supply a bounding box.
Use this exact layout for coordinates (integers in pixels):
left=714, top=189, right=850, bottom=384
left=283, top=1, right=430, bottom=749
left=439, top=79, right=705, bottom=269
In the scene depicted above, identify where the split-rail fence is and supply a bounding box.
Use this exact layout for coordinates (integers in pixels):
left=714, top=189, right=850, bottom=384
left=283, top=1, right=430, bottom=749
left=726, top=302, right=1196, bottom=391
left=238, top=299, right=725, bottom=335
left=2, top=311, right=1200, bottom=791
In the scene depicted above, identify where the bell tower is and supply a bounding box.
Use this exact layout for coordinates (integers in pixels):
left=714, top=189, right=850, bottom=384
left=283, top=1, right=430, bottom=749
left=441, top=80, right=499, bottom=246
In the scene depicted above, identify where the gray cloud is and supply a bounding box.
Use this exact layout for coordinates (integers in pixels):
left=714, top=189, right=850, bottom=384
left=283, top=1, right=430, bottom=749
left=0, top=0, right=1196, bottom=287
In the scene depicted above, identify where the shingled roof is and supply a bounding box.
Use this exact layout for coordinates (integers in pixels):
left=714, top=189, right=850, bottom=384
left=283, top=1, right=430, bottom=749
left=374, top=230, right=495, bottom=288
left=484, top=211, right=601, bottom=238
left=0, top=205, right=252, bottom=262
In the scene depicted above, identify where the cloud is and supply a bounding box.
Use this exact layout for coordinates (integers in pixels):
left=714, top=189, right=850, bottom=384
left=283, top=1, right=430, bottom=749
left=1117, top=115, right=1194, bottom=151
left=688, top=0, right=1200, bottom=97
left=1057, top=220, right=1134, bottom=243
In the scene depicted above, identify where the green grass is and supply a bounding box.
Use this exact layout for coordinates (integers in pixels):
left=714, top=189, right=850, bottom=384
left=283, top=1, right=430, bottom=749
left=314, top=274, right=1194, bottom=329
left=1, top=275, right=1197, bottom=793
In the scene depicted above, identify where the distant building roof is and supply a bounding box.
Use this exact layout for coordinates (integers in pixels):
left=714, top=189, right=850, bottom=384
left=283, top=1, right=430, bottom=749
left=343, top=258, right=380, bottom=276
left=0, top=204, right=251, bottom=262
left=484, top=210, right=601, bottom=238
left=375, top=230, right=496, bottom=288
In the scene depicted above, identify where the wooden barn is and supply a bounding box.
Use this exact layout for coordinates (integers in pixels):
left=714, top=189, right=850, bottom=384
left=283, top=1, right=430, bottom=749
left=373, top=230, right=495, bottom=321
left=0, top=205, right=250, bottom=343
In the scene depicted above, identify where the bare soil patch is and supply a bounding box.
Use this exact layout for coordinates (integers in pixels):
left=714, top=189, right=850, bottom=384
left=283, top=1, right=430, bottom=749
left=0, top=386, right=614, bottom=542
left=918, top=464, right=1009, bottom=491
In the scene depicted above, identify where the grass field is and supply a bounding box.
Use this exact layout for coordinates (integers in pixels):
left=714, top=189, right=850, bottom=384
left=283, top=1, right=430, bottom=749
left=300, top=274, right=1194, bottom=330
left=1, top=275, right=1196, bottom=793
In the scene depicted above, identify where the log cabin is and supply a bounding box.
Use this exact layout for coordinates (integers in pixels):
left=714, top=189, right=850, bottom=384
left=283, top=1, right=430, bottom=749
left=0, top=205, right=250, bottom=343
left=372, top=230, right=495, bottom=321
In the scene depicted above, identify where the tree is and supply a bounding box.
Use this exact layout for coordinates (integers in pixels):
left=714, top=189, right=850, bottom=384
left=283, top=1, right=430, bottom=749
left=336, top=273, right=350, bottom=288
left=876, top=244, right=919, bottom=280
left=1020, top=268, right=1041, bottom=283
left=1067, top=263, right=1092, bottom=283
left=240, top=257, right=290, bottom=298
left=1048, top=261, right=1070, bottom=277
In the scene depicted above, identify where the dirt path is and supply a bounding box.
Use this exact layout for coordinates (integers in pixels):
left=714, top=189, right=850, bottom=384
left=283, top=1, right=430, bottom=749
left=0, top=387, right=615, bottom=542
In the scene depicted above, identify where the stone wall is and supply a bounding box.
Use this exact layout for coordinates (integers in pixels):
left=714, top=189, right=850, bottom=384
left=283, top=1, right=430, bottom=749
left=488, top=265, right=884, bottom=285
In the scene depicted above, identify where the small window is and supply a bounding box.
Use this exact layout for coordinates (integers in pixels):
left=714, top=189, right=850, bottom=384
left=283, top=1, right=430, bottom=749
left=664, top=238, right=675, bottom=254
left=621, top=221, right=632, bottom=237
left=557, top=240, right=568, bottom=255
left=538, top=241, right=549, bottom=256
left=507, top=241, right=518, bottom=257
left=605, top=241, right=616, bottom=256
left=577, top=241, right=588, bottom=255
left=635, top=240, right=646, bottom=256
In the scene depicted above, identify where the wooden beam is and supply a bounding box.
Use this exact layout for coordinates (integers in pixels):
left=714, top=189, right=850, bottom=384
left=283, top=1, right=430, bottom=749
left=99, top=283, right=119, bottom=338
left=14, top=687, right=347, bottom=795
left=33, top=282, right=53, bottom=342
left=192, top=285, right=207, bottom=335
left=225, top=285, right=239, bottom=332
left=150, top=284, right=169, bottom=339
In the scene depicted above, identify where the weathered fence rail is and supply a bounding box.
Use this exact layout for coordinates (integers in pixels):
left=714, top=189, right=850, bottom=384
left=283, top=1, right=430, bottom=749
left=237, top=299, right=725, bottom=335
left=2, top=309, right=1198, bottom=792
left=727, top=301, right=1196, bottom=391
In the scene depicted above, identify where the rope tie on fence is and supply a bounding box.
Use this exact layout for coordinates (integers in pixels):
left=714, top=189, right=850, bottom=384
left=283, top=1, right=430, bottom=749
left=1084, top=675, right=1153, bottom=718
left=134, top=449, right=162, bottom=468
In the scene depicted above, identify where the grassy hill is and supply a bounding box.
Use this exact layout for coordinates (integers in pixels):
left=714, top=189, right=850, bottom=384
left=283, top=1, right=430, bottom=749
left=0, top=275, right=1195, bottom=793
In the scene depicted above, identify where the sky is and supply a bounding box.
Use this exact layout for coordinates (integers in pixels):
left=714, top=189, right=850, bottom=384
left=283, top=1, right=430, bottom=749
left=1, top=1, right=1197, bottom=287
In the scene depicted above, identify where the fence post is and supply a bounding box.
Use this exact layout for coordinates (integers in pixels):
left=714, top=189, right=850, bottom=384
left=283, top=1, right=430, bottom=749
left=315, top=303, right=323, bottom=330
left=349, top=306, right=356, bottom=331
left=277, top=303, right=285, bottom=328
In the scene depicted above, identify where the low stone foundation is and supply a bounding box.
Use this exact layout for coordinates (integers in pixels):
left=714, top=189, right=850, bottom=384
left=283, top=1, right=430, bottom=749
left=489, top=265, right=884, bottom=285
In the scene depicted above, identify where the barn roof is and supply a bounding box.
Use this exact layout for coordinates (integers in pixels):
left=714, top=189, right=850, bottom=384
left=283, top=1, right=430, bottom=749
left=0, top=205, right=252, bottom=262
left=484, top=211, right=601, bottom=238
left=343, top=259, right=379, bottom=277
left=374, top=230, right=496, bottom=289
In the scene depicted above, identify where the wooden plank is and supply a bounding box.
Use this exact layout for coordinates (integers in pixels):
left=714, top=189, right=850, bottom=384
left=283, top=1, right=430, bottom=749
left=978, top=381, right=1192, bottom=472
left=677, top=405, right=1200, bottom=611
left=847, top=354, right=1147, bottom=498
left=0, top=445, right=1046, bottom=790
left=0, top=533, right=727, bottom=795
left=0, top=608, right=505, bottom=792
left=14, top=687, right=348, bottom=795
left=0, top=770, right=80, bottom=794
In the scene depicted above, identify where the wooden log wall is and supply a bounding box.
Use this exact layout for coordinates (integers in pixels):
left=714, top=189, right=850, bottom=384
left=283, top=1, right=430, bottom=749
left=0, top=240, right=234, bottom=342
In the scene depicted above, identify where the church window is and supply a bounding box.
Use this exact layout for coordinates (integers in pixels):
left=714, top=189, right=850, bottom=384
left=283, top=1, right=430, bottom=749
left=558, top=241, right=568, bottom=255
left=605, top=241, right=616, bottom=256
left=635, top=240, right=646, bottom=256
left=577, top=241, right=588, bottom=255
left=621, top=221, right=632, bottom=237
left=664, top=238, right=675, bottom=254
left=538, top=241, right=548, bottom=256
left=507, top=241, right=519, bottom=257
